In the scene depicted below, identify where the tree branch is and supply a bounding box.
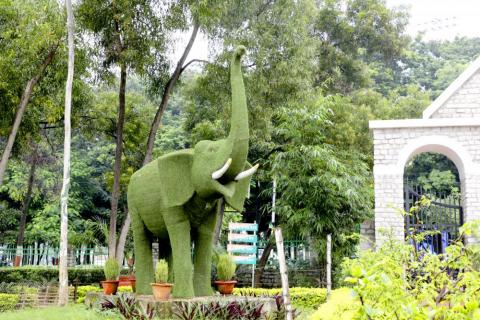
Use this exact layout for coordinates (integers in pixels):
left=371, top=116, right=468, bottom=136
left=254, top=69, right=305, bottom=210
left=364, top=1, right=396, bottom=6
left=180, top=59, right=210, bottom=74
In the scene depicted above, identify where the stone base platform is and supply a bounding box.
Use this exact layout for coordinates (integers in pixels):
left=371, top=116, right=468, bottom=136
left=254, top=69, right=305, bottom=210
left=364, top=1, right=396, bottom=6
left=85, top=292, right=277, bottom=318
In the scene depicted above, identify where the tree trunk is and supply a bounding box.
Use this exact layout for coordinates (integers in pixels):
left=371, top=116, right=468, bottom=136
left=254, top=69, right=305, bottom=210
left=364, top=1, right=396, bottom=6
left=114, top=22, right=201, bottom=261
left=143, top=22, right=199, bottom=165
left=108, top=63, right=127, bottom=259
left=58, top=0, right=75, bottom=306
left=0, top=45, right=58, bottom=187
left=115, top=209, right=131, bottom=266
left=254, top=234, right=274, bottom=287
left=14, top=144, right=39, bottom=267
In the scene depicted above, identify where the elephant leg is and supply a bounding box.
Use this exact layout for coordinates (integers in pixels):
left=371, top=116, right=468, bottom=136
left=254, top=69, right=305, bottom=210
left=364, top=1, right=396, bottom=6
left=193, top=211, right=217, bottom=296
left=164, top=206, right=194, bottom=298
left=131, top=207, right=154, bottom=294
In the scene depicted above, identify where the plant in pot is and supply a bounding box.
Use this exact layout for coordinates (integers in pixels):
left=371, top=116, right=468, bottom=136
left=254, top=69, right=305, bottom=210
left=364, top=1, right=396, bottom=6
left=214, top=254, right=237, bottom=294
left=118, top=251, right=136, bottom=292
left=151, top=259, right=173, bottom=300
left=101, top=258, right=120, bottom=295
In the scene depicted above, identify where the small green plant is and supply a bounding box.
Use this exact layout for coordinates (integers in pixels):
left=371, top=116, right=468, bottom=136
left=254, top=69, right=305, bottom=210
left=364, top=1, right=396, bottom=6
left=155, top=259, right=169, bottom=283
left=216, top=254, right=236, bottom=281
left=104, top=258, right=120, bottom=281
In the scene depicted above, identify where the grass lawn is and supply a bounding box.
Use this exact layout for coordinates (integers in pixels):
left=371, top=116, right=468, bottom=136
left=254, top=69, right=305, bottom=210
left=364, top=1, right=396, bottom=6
left=0, top=305, right=121, bottom=320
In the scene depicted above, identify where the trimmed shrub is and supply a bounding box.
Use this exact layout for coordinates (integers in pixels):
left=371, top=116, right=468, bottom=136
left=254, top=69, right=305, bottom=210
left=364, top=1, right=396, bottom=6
left=76, top=285, right=132, bottom=303
left=155, top=259, right=169, bottom=283
left=0, top=293, right=19, bottom=312
left=233, top=287, right=327, bottom=309
left=216, top=254, right=236, bottom=281
left=0, top=267, right=104, bottom=285
left=310, top=288, right=358, bottom=320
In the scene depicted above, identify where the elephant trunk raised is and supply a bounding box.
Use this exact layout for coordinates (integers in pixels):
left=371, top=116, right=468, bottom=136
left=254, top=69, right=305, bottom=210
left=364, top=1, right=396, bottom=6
left=127, top=46, right=257, bottom=298
left=225, top=46, right=249, bottom=180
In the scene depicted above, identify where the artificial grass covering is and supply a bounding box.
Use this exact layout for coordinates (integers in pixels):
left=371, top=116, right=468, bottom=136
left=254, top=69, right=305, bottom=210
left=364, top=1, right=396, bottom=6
left=128, top=46, right=252, bottom=298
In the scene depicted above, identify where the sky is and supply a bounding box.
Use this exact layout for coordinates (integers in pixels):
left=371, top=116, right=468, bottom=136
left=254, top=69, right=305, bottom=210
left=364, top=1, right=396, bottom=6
left=387, top=0, right=480, bottom=40
left=178, top=0, right=480, bottom=65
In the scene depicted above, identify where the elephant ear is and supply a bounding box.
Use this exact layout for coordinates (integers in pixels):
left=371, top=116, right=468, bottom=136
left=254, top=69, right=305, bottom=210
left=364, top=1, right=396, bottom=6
left=157, top=149, right=194, bottom=208
left=225, top=162, right=252, bottom=212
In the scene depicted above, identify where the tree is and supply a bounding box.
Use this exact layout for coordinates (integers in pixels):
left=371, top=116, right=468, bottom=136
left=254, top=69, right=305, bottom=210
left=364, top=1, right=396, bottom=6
left=0, top=0, right=64, bottom=187
left=77, top=0, right=163, bottom=258
left=14, top=142, right=38, bottom=267
left=270, top=95, right=373, bottom=274
left=58, top=0, right=75, bottom=306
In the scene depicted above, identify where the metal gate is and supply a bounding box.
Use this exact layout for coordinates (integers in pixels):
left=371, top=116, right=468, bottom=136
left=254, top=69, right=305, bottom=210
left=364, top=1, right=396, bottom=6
left=404, top=182, right=463, bottom=254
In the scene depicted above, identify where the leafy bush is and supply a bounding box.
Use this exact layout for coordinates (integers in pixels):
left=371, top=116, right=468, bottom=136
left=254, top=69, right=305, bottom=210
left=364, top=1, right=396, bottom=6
left=0, top=293, right=18, bottom=312
left=155, top=259, right=168, bottom=283
left=101, top=294, right=155, bottom=320
left=216, top=254, right=236, bottom=281
left=172, top=300, right=265, bottom=320
left=234, top=287, right=327, bottom=309
left=104, top=258, right=120, bottom=281
left=76, top=285, right=132, bottom=303
left=0, top=267, right=104, bottom=284
left=336, top=219, right=480, bottom=319
left=310, top=288, right=358, bottom=320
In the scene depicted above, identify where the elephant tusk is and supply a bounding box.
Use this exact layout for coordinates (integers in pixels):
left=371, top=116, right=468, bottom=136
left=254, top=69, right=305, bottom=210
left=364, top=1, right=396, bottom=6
left=235, top=164, right=259, bottom=181
left=212, top=158, right=232, bottom=180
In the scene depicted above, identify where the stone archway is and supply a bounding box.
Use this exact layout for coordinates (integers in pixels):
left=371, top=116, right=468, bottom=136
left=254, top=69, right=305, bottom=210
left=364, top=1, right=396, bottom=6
left=363, top=56, right=480, bottom=249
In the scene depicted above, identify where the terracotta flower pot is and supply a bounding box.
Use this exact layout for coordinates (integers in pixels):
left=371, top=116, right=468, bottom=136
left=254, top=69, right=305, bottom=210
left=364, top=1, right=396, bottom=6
left=214, top=280, right=237, bottom=295
left=101, top=280, right=120, bottom=295
left=130, top=279, right=136, bottom=292
left=151, top=283, right=173, bottom=300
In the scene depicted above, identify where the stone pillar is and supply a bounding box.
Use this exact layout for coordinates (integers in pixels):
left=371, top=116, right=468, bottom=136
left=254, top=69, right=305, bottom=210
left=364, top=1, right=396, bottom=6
left=359, top=219, right=375, bottom=250
left=374, top=171, right=404, bottom=245
left=463, top=174, right=480, bottom=244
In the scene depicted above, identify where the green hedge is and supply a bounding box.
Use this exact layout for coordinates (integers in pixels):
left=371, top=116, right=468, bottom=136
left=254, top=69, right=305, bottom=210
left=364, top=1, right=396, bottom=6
left=76, top=285, right=132, bottom=303
left=0, top=293, right=19, bottom=312
left=233, top=287, right=327, bottom=309
left=311, top=288, right=358, bottom=320
left=0, top=267, right=104, bottom=285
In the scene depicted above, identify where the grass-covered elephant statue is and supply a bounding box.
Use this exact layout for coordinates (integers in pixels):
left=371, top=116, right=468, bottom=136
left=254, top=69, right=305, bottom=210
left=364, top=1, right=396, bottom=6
left=127, top=46, right=257, bottom=298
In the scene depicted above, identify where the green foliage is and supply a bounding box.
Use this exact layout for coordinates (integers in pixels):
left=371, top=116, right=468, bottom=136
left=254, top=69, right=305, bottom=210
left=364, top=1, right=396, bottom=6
left=405, top=152, right=460, bottom=195
left=216, top=254, right=236, bottom=281
left=234, top=287, right=327, bottom=309
left=0, top=304, right=121, bottom=320
left=0, top=293, right=19, bottom=312
left=104, top=258, right=120, bottom=281
left=76, top=285, right=101, bottom=304
left=155, top=259, right=169, bottom=284
left=271, top=95, right=373, bottom=274
left=339, top=220, right=480, bottom=319
left=76, top=285, right=132, bottom=304
left=0, top=267, right=104, bottom=284
left=310, top=288, right=358, bottom=320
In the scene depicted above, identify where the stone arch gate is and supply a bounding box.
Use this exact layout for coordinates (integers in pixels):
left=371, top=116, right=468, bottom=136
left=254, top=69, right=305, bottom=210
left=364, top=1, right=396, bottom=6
left=362, top=56, right=480, bottom=249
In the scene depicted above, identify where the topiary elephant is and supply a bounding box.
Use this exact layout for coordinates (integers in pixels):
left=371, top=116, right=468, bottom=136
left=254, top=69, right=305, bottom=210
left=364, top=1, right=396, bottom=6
left=127, top=46, right=257, bottom=298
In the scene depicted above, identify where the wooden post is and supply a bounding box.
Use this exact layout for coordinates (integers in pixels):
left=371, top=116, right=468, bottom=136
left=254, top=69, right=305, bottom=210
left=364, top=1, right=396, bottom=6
left=326, top=234, right=332, bottom=294
left=275, top=227, right=293, bottom=320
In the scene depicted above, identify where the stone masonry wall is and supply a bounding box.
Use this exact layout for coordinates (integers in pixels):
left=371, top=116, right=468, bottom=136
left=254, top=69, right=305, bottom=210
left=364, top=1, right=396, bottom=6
left=371, top=124, right=480, bottom=245
left=431, top=72, right=480, bottom=119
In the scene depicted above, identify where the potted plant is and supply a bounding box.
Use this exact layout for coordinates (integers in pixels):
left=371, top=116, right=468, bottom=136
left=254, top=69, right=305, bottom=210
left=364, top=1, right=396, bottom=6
left=119, top=251, right=136, bottom=291
left=151, top=259, right=173, bottom=300
left=101, top=258, right=120, bottom=295
left=214, top=254, right=237, bottom=294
